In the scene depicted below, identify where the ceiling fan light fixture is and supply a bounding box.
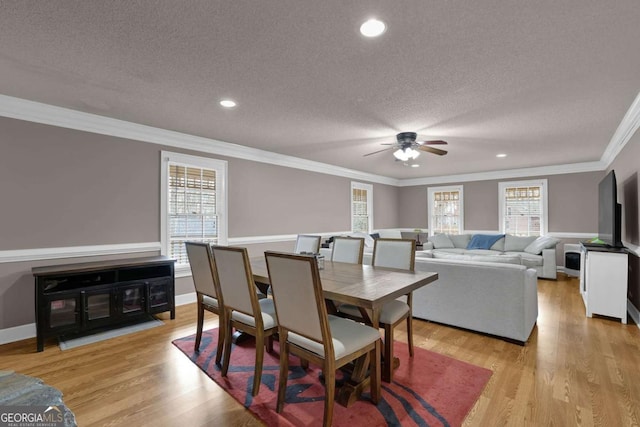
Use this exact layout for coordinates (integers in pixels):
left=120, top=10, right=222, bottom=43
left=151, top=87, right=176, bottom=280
left=393, top=148, right=408, bottom=161
left=393, top=147, right=420, bottom=161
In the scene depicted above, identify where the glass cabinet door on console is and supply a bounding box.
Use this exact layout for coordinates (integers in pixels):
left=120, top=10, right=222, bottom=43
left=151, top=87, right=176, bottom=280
left=147, top=279, right=173, bottom=314
left=116, top=283, right=146, bottom=317
left=45, top=294, right=81, bottom=332
left=83, top=289, right=113, bottom=328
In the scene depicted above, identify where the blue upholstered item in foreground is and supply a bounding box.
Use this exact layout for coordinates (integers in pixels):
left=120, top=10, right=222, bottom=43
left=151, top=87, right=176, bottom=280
left=466, top=234, right=505, bottom=250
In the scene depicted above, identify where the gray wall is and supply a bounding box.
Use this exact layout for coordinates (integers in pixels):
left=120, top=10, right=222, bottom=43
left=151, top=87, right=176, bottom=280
left=398, top=172, right=603, bottom=233
left=607, top=132, right=640, bottom=312
left=0, top=117, right=392, bottom=330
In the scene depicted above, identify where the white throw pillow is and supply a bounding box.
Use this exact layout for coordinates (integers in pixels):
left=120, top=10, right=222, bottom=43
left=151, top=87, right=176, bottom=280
left=524, top=235, right=560, bottom=255
left=504, top=235, right=537, bottom=252
left=449, top=234, right=471, bottom=249
left=429, top=234, right=455, bottom=249
left=350, top=232, right=375, bottom=248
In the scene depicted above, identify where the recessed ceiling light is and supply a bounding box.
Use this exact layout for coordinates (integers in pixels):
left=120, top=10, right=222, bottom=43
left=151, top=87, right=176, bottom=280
left=496, top=153, right=507, bottom=158
left=360, top=19, right=386, bottom=37
left=410, top=164, right=420, bottom=168
left=220, top=99, right=237, bottom=108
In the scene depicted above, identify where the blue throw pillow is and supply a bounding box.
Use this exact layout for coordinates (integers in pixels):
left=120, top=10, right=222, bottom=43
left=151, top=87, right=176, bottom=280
left=467, top=234, right=505, bottom=250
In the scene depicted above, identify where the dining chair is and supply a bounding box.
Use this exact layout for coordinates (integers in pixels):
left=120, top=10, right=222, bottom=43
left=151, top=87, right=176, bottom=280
left=264, top=251, right=381, bottom=427
left=210, top=245, right=278, bottom=396
left=185, top=242, right=224, bottom=364
left=371, top=238, right=416, bottom=357
left=294, top=234, right=322, bottom=254
left=330, top=236, right=365, bottom=264
left=338, top=238, right=416, bottom=379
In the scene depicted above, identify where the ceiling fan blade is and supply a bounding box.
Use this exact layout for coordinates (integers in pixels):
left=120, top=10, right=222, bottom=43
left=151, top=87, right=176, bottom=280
left=418, top=145, right=448, bottom=156
left=363, top=147, right=395, bottom=157
left=420, top=140, right=448, bottom=145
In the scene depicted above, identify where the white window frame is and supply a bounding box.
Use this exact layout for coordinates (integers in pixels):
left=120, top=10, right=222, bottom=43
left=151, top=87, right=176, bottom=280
left=498, top=179, right=548, bottom=236
left=427, top=185, right=464, bottom=236
left=351, top=182, right=373, bottom=234
left=160, top=151, right=228, bottom=272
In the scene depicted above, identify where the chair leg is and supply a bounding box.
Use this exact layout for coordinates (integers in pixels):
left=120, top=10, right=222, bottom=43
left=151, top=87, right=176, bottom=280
left=215, top=311, right=225, bottom=366
left=406, top=316, right=414, bottom=357
left=266, top=334, right=274, bottom=353
left=369, top=340, right=381, bottom=404
left=383, top=324, right=394, bottom=383
left=276, top=333, right=289, bottom=413
left=300, top=357, right=309, bottom=370
left=406, top=294, right=414, bottom=357
left=221, top=313, right=234, bottom=377
left=322, top=367, right=335, bottom=427
left=252, top=332, right=265, bottom=396
left=194, top=301, right=204, bottom=352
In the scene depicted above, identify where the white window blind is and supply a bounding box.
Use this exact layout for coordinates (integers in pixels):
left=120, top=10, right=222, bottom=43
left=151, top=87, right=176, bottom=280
left=351, top=182, right=373, bottom=233
left=499, top=180, right=548, bottom=236
left=168, top=165, right=218, bottom=264
left=161, top=152, right=227, bottom=268
left=428, top=186, right=464, bottom=235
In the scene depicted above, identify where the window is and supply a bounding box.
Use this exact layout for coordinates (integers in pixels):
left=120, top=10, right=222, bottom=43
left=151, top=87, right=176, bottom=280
left=161, top=151, right=227, bottom=268
left=499, top=179, right=548, bottom=236
left=351, top=182, right=373, bottom=233
left=427, top=186, right=464, bottom=235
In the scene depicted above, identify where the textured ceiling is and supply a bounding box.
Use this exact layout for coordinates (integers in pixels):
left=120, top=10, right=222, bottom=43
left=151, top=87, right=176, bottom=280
left=1, top=1, right=639, bottom=179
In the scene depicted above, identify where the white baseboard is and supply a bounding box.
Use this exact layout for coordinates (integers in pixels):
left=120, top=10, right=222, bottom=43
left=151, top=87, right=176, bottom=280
left=0, top=292, right=198, bottom=346
left=0, top=323, right=37, bottom=345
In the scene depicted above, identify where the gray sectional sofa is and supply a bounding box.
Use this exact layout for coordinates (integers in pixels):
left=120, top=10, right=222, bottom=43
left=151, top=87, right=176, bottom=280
left=412, top=257, right=539, bottom=343
left=318, top=231, right=544, bottom=343
left=418, top=233, right=559, bottom=280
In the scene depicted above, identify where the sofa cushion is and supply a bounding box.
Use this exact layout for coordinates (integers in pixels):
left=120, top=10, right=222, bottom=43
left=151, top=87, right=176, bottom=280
left=467, top=249, right=501, bottom=256
left=470, top=255, right=521, bottom=265
left=429, top=234, right=455, bottom=249
left=490, top=236, right=505, bottom=251
left=415, top=250, right=434, bottom=258
left=467, top=234, right=504, bottom=250
left=449, top=234, right=471, bottom=248
left=434, top=248, right=467, bottom=254
left=505, top=251, right=543, bottom=267
left=432, top=252, right=472, bottom=261
left=504, top=235, right=537, bottom=252
left=524, top=235, right=560, bottom=254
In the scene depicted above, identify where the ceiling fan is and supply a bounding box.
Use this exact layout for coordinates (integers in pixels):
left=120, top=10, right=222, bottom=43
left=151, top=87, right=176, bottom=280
left=363, top=132, right=448, bottom=161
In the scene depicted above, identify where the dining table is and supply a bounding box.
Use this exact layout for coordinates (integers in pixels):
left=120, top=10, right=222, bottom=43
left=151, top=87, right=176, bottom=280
left=250, top=256, right=438, bottom=406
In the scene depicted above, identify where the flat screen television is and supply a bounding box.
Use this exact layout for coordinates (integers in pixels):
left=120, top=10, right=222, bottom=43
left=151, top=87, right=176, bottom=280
left=597, top=170, right=623, bottom=248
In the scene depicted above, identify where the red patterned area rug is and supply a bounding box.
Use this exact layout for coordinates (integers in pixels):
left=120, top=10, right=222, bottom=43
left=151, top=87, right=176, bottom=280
left=172, top=329, right=492, bottom=427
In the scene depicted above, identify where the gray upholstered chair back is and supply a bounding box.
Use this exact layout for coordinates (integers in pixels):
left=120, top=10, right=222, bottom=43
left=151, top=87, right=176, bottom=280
left=211, top=246, right=257, bottom=316
left=185, top=242, right=218, bottom=298
left=265, top=252, right=327, bottom=344
left=294, top=234, right=322, bottom=254
left=331, top=236, right=365, bottom=264
left=372, top=238, right=416, bottom=271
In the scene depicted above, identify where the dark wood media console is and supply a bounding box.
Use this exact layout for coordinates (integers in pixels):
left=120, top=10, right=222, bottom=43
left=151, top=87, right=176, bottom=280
left=33, top=256, right=175, bottom=352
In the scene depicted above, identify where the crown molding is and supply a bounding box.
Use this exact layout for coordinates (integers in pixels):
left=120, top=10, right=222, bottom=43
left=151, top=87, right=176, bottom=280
left=397, top=161, right=606, bottom=187
left=1, top=93, right=632, bottom=188
left=0, top=94, right=398, bottom=186
left=601, top=91, right=640, bottom=168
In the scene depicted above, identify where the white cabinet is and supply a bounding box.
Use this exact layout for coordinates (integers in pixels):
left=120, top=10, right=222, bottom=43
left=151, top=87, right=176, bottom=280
left=579, top=245, right=628, bottom=323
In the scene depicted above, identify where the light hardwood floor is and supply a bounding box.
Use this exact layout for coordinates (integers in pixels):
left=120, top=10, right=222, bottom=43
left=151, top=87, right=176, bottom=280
left=1, top=274, right=639, bottom=426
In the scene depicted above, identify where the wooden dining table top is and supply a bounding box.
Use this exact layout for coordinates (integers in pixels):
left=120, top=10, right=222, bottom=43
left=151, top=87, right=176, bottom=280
left=250, top=257, right=439, bottom=312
